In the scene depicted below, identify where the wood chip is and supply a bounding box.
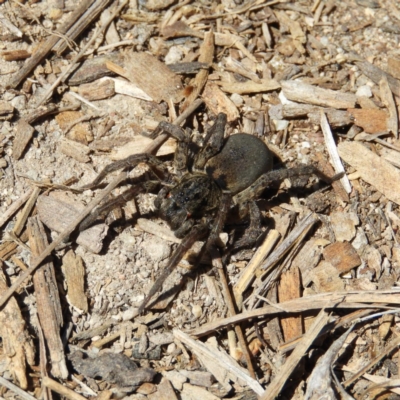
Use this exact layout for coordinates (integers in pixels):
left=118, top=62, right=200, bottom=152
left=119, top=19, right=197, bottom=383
left=28, top=216, right=68, bottom=379
left=112, top=77, right=153, bottom=100
left=338, top=141, right=400, bottom=206
left=137, top=218, right=180, bottom=243
left=219, top=78, right=280, bottom=95
left=315, top=153, right=349, bottom=203
left=278, top=266, right=302, bottom=342
left=12, top=119, right=35, bottom=160
left=62, top=250, right=88, bottom=312
left=281, top=80, right=357, bottom=109
left=275, top=10, right=306, bottom=54
left=380, top=75, right=398, bottom=138
left=110, top=136, right=176, bottom=159
left=291, top=237, right=329, bottom=286
left=59, top=139, right=91, bottom=163
left=379, top=147, right=400, bottom=168
left=323, top=241, right=361, bottom=274
left=110, top=52, right=183, bottom=103
left=203, top=275, right=224, bottom=309
left=36, top=194, right=108, bottom=253
left=356, top=61, right=400, bottom=98
left=148, top=378, right=178, bottom=400
left=330, top=211, right=359, bottom=242
left=388, top=57, right=400, bottom=80
left=68, top=52, right=125, bottom=85
left=55, top=111, right=93, bottom=144
left=0, top=241, right=18, bottom=261
left=0, top=100, right=14, bottom=120
left=0, top=264, right=35, bottom=389
left=1, top=49, right=31, bottom=61
left=78, top=78, right=115, bottom=101
left=310, top=261, right=345, bottom=292
left=202, top=82, right=239, bottom=122
left=347, top=108, right=388, bottom=133
left=179, top=370, right=215, bottom=387
left=180, top=383, right=220, bottom=400
left=181, top=31, right=214, bottom=111
left=224, top=56, right=262, bottom=83
left=378, top=314, right=393, bottom=340
left=145, top=0, right=175, bottom=11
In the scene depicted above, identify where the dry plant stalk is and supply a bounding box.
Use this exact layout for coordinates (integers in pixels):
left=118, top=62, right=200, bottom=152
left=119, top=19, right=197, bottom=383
left=42, top=376, right=87, bottom=400
left=281, top=80, right=357, bottom=109
left=260, top=310, right=330, bottom=399
left=233, top=229, right=280, bottom=308
left=190, top=289, right=400, bottom=337
left=52, top=0, right=113, bottom=55
left=210, top=247, right=255, bottom=379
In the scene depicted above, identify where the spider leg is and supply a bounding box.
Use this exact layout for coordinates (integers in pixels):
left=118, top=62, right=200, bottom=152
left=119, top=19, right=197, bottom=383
left=148, top=121, right=191, bottom=177
left=232, top=201, right=263, bottom=251
left=233, top=165, right=343, bottom=205
left=207, top=192, right=231, bottom=247
left=79, top=181, right=159, bottom=231
left=193, top=113, right=227, bottom=170
left=82, top=154, right=165, bottom=189
left=138, top=223, right=208, bottom=313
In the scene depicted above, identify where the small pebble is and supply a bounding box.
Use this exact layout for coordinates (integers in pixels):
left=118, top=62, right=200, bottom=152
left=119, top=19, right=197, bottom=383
left=192, top=304, right=202, bottom=319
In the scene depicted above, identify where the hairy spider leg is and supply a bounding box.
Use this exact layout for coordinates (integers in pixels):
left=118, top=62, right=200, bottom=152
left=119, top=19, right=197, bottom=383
left=150, top=121, right=191, bottom=177
left=207, top=192, right=231, bottom=246
left=233, top=165, right=343, bottom=206
left=138, top=223, right=208, bottom=313
left=81, top=154, right=165, bottom=189
left=79, top=181, right=159, bottom=231
left=232, top=200, right=263, bottom=251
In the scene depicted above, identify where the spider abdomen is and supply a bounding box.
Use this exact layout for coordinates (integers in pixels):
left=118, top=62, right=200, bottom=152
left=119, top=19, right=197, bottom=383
left=205, top=133, right=273, bottom=195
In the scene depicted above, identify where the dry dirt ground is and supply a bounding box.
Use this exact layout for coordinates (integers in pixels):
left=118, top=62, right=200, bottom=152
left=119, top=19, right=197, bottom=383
left=1, top=0, right=400, bottom=399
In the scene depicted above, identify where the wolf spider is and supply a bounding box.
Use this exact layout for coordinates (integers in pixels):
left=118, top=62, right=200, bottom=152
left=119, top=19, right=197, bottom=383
left=80, top=113, right=340, bottom=313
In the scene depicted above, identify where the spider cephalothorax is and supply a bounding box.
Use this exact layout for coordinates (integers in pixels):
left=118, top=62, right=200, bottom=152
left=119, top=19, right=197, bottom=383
left=79, top=112, right=340, bottom=313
